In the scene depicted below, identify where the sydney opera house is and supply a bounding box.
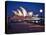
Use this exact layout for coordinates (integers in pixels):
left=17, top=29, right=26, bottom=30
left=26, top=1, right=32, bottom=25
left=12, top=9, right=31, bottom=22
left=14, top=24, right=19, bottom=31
left=8, top=7, right=44, bottom=25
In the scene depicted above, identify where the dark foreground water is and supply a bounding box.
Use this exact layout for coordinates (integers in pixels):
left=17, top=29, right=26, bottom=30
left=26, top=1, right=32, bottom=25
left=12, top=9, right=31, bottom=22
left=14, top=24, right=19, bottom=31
left=7, top=22, right=44, bottom=34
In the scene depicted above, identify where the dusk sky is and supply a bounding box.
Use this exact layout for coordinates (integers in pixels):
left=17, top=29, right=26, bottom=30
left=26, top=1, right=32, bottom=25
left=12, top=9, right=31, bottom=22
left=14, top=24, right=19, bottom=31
left=6, top=1, right=44, bottom=17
